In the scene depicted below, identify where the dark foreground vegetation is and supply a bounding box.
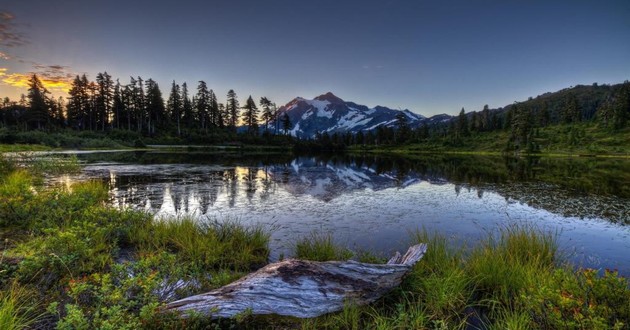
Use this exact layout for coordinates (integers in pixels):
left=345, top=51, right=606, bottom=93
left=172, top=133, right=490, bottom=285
left=1, top=154, right=628, bottom=329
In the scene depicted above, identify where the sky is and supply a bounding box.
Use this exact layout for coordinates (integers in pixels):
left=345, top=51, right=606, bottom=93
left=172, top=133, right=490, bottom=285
left=1, top=0, right=629, bottom=116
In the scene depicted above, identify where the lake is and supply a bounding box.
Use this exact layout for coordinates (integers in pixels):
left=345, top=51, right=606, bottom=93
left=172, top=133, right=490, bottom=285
left=47, top=150, right=630, bottom=275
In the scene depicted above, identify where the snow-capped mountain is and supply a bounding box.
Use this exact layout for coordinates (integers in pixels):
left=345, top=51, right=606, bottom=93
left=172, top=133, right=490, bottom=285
left=273, top=92, right=427, bottom=138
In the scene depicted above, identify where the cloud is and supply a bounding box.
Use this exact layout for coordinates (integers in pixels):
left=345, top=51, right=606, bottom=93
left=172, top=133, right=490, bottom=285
left=1, top=65, right=75, bottom=93
left=0, top=11, right=28, bottom=48
left=0, top=51, right=9, bottom=60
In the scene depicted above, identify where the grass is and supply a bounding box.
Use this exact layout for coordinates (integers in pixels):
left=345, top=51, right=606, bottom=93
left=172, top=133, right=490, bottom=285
left=0, top=283, right=42, bottom=330
left=353, top=122, right=630, bottom=158
left=289, top=226, right=629, bottom=329
left=295, top=232, right=354, bottom=262
left=133, top=217, right=270, bottom=270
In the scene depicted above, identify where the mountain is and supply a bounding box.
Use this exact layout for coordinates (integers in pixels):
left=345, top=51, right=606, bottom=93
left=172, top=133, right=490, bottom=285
left=273, top=92, right=430, bottom=138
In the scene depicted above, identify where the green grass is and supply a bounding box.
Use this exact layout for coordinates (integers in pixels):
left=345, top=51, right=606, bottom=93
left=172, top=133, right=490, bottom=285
left=354, top=122, right=630, bottom=157
left=0, top=143, right=51, bottom=153
left=290, top=227, right=629, bottom=329
left=133, top=217, right=270, bottom=271
left=0, top=283, right=42, bottom=330
left=295, top=232, right=354, bottom=261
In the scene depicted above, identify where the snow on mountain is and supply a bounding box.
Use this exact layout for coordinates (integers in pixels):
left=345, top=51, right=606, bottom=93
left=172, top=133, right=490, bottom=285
left=273, top=92, right=429, bottom=138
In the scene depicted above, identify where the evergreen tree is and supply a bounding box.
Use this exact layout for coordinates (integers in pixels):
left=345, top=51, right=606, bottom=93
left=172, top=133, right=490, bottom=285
left=217, top=103, right=226, bottom=128
left=260, top=97, right=273, bottom=133
left=242, top=95, right=259, bottom=135
left=281, top=113, right=291, bottom=135
left=612, top=81, right=629, bottom=129
left=195, top=81, right=210, bottom=131
left=67, top=75, right=90, bottom=129
left=226, top=89, right=239, bottom=131
left=130, top=76, right=146, bottom=132
left=395, top=111, right=410, bottom=143
left=562, top=93, right=580, bottom=123
left=26, top=74, right=50, bottom=129
left=510, top=104, right=534, bottom=152
left=481, top=105, right=490, bottom=131
left=112, top=79, right=124, bottom=129
left=167, top=81, right=182, bottom=136
left=181, top=82, right=193, bottom=131
left=95, top=72, right=113, bottom=131
left=537, top=101, right=550, bottom=127
left=209, top=89, right=219, bottom=127
left=145, top=79, right=165, bottom=135
left=456, top=107, right=469, bottom=137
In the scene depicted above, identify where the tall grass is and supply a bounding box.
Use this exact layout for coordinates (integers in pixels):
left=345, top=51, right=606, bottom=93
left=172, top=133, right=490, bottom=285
left=0, top=283, right=42, bottom=330
left=132, top=217, right=270, bottom=271
left=466, top=225, right=558, bottom=305
left=294, top=232, right=353, bottom=261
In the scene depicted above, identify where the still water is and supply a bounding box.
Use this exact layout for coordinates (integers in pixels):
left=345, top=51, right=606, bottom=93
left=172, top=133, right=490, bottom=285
left=49, top=151, right=630, bottom=275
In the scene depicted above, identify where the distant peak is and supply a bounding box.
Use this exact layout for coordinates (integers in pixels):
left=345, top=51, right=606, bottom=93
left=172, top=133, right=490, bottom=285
left=314, top=92, right=344, bottom=104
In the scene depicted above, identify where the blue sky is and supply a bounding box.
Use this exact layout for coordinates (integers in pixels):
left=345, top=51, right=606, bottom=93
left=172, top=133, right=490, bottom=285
left=1, top=0, right=629, bottom=116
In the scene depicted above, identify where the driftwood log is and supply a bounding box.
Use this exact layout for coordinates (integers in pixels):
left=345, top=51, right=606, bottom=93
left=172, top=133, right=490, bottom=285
left=163, top=243, right=427, bottom=319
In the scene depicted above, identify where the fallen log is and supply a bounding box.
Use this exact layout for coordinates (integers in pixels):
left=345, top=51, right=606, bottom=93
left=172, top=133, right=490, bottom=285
left=163, top=243, right=427, bottom=319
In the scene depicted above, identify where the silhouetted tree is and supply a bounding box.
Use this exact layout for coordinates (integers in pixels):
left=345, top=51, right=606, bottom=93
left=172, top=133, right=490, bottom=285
left=282, top=112, right=291, bottom=135
left=242, top=95, right=259, bottom=135
left=226, top=89, right=239, bottom=132
left=167, top=81, right=182, bottom=136
left=26, top=74, right=50, bottom=129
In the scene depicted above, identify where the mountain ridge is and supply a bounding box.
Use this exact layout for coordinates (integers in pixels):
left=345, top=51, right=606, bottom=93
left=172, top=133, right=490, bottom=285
left=274, top=92, right=433, bottom=138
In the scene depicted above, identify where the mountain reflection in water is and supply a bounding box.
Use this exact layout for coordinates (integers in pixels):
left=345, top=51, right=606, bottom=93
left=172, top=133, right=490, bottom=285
left=48, top=151, right=630, bottom=275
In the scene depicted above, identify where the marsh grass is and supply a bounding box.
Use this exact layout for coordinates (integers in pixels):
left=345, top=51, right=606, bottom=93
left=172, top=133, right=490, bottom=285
left=466, top=225, right=558, bottom=305
left=132, top=217, right=270, bottom=271
left=0, top=283, right=42, bottom=330
left=295, top=232, right=354, bottom=261
left=292, top=226, right=628, bottom=329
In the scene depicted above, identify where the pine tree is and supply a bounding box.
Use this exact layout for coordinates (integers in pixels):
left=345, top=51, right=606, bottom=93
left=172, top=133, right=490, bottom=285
left=226, top=89, right=239, bottom=132
left=208, top=89, right=219, bottom=127
left=181, top=82, right=193, bottom=131
left=395, top=111, right=410, bottom=143
left=260, top=97, right=273, bottom=133
left=282, top=113, right=291, bottom=135
left=26, top=74, right=50, bottom=129
left=167, top=81, right=182, bottom=136
left=67, top=75, right=89, bottom=129
left=112, top=79, right=124, bottom=129
left=612, top=81, right=629, bottom=129
left=145, top=79, right=165, bottom=135
left=195, top=81, right=210, bottom=131
left=95, top=72, right=113, bottom=131
left=242, top=95, right=259, bottom=135
left=456, top=107, right=469, bottom=138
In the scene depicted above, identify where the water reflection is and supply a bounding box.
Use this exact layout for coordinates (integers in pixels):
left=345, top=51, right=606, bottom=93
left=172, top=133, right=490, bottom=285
left=48, top=151, right=630, bottom=275
left=58, top=152, right=630, bottom=224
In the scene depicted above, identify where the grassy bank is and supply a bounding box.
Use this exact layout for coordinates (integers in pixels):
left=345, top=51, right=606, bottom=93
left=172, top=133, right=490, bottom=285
left=293, top=228, right=629, bottom=330
left=351, top=123, right=630, bottom=158
left=0, top=154, right=270, bottom=329
left=1, top=155, right=628, bottom=329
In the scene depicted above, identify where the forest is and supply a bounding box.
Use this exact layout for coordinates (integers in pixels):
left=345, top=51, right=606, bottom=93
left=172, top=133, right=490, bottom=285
left=0, top=73, right=629, bottom=153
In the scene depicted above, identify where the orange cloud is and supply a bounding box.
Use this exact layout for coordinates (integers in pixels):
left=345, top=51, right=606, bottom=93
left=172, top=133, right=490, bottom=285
left=1, top=68, right=73, bottom=93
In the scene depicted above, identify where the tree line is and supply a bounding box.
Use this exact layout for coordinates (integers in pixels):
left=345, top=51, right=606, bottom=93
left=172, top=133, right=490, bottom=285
left=301, top=81, right=630, bottom=151
left=1, top=75, right=628, bottom=151
left=0, top=73, right=294, bottom=140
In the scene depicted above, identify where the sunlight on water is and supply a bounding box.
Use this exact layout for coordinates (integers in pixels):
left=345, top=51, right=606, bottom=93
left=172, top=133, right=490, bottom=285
left=47, top=151, right=630, bottom=275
